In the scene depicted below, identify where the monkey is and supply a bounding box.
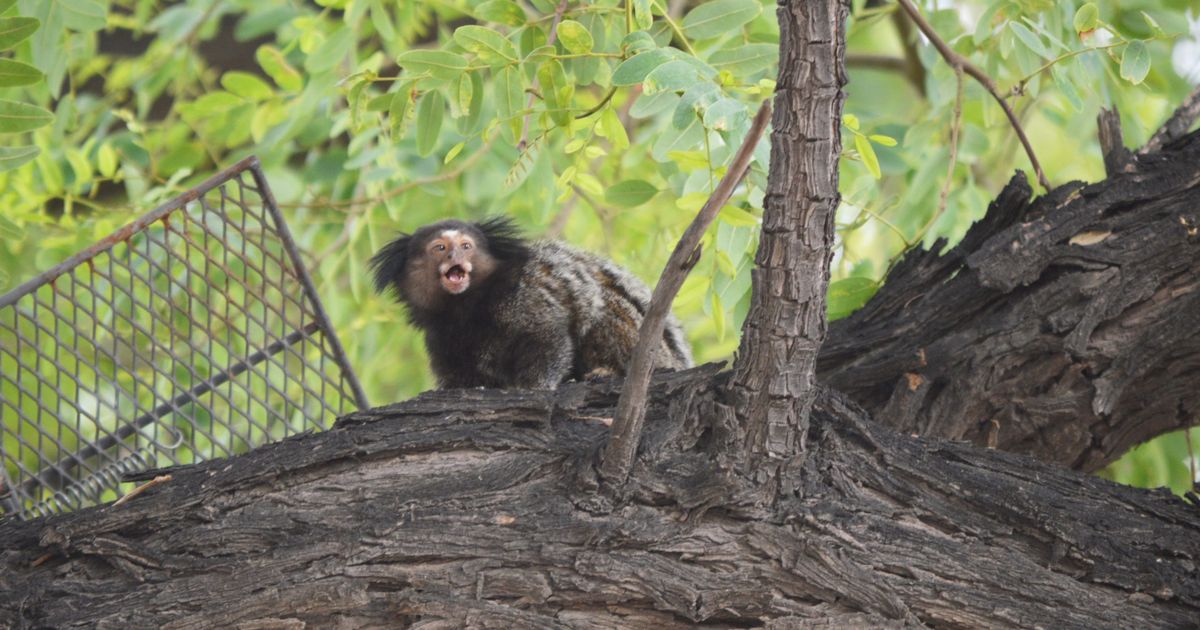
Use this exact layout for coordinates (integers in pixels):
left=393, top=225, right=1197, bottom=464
left=370, top=217, right=693, bottom=389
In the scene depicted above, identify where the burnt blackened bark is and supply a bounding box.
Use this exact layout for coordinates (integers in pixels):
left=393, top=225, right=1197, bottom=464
left=819, top=124, right=1200, bottom=472
left=728, top=0, right=848, bottom=460
left=1, top=376, right=1197, bottom=628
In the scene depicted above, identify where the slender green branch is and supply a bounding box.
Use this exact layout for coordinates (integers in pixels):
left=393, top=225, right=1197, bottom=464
left=652, top=0, right=697, bottom=56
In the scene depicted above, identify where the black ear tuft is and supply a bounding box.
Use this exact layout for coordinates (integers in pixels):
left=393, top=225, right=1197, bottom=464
left=474, top=216, right=529, bottom=261
left=370, top=233, right=413, bottom=297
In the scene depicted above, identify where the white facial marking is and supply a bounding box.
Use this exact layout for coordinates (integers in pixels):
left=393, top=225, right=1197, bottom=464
left=440, top=229, right=462, bottom=240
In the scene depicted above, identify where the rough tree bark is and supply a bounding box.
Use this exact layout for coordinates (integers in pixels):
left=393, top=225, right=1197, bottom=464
left=819, top=97, right=1200, bottom=472
left=3, top=1, right=1200, bottom=628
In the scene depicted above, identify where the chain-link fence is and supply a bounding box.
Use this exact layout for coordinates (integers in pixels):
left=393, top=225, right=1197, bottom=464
left=0, top=156, right=369, bottom=519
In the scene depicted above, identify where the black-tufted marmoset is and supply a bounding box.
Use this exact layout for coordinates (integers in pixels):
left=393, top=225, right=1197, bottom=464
left=370, top=217, right=693, bottom=389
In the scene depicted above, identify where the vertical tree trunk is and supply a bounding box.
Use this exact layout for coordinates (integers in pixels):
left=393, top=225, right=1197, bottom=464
left=729, top=0, right=849, bottom=459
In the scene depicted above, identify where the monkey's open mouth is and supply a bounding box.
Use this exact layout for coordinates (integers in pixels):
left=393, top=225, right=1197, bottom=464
left=441, top=264, right=470, bottom=293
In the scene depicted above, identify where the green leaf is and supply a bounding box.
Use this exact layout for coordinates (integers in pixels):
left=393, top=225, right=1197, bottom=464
left=0, top=0, right=16, bottom=14
left=61, top=0, right=106, bottom=32
left=0, top=16, right=39, bottom=51
left=455, top=72, right=474, bottom=114
left=97, top=143, right=117, bottom=177
left=415, top=90, right=445, bottom=157
left=0, top=99, right=53, bottom=133
left=703, top=97, right=747, bottom=131
left=1073, top=3, right=1099, bottom=33
left=708, top=43, right=777, bottom=74
left=612, top=49, right=673, bottom=85
left=556, top=19, right=592, bottom=54
left=1120, top=40, right=1150, bottom=85
left=869, top=134, right=897, bottom=147
left=633, top=0, right=652, bottom=31
left=474, top=0, right=526, bottom=27
left=306, top=29, right=353, bottom=73
left=536, top=59, right=573, bottom=126
left=711, top=292, right=726, bottom=341
left=256, top=45, right=303, bottom=92
left=396, top=49, right=469, bottom=80
left=1009, top=22, right=1049, bottom=60
left=221, top=71, right=273, bottom=100
left=605, top=179, right=659, bottom=207
left=621, top=31, right=656, bottom=54
left=453, top=25, right=517, bottom=64
left=494, top=65, right=523, bottom=143
left=718, top=205, right=759, bottom=227
left=596, top=108, right=629, bottom=150
left=444, top=141, right=465, bottom=164
left=389, top=81, right=416, bottom=139
left=0, top=145, right=39, bottom=171
left=854, top=133, right=881, bottom=178
left=643, top=59, right=701, bottom=95
left=843, top=113, right=860, bottom=131
left=681, top=0, right=761, bottom=40
left=0, top=58, right=42, bottom=87
left=457, top=70, right=485, bottom=135
left=1141, top=11, right=1164, bottom=36
left=973, top=1, right=1003, bottom=45
left=827, top=277, right=878, bottom=320
left=673, top=82, right=720, bottom=129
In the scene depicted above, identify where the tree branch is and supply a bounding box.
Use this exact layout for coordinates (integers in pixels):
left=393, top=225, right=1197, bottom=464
left=894, top=0, right=1051, bottom=192
left=1140, top=84, right=1200, bottom=155
left=517, top=0, right=570, bottom=151
left=600, top=103, right=772, bottom=486
left=729, top=0, right=849, bottom=461
left=1097, top=107, right=1132, bottom=176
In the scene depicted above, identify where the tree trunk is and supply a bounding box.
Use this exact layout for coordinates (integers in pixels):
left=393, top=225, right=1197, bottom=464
left=2, top=375, right=1197, bottom=628
left=4, top=1, right=1200, bottom=628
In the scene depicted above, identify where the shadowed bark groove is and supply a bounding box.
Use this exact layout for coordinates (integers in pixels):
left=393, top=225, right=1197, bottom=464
left=819, top=124, right=1200, bottom=472
left=1, top=373, right=1197, bottom=628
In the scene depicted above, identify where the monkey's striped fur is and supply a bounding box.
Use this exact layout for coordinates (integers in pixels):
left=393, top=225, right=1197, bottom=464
left=370, top=217, right=692, bottom=389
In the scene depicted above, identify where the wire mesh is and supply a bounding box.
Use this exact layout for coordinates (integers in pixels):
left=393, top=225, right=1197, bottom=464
left=0, top=156, right=369, bottom=519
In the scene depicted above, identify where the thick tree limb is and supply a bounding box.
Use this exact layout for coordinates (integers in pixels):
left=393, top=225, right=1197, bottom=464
left=602, top=103, right=771, bottom=486
left=2, top=374, right=1197, bottom=627
left=820, top=122, right=1200, bottom=471
left=729, top=0, right=848, bottom=460
left=1140, top=85, right=1200, bottom=155
left=894, top=0, right=1051, bottom=192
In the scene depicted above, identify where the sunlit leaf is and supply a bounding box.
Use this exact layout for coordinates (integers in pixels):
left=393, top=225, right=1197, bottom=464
left=0, top=58, right=42, bottom=87
left=605, top=179, right=659, bottom=207
left=396, top=49, right=468, bottom=80
left=474, top=0, right=525, bottom=27
left=612, top=49, right=673, bottom=85
left=682, top=0, right=761, bottom=40
left=556, top=20, right=592, bottom=54
left=1120, top=40, right=1150, bottom=85
left=256, top=45, right=303, bottom=92
left=0, top=17, right=39, bottom=51
left=708, top=44, right=777, bottom=75
left=0, top=145, right=39, bottom=171
left=454, top=25, right=517, bottom=64
left=827, top=277, right=878, bottom=320
left=415, top=90, right=445, bottom=156
left=1073, top=3, right=1099, bottom=33
left=854, top=133, right=881, bottom=178
left=0, top=99, right=53, bottom=133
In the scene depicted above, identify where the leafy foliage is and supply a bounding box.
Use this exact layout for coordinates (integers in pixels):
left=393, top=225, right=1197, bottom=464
left=0, top=0, right=1196, bottom=493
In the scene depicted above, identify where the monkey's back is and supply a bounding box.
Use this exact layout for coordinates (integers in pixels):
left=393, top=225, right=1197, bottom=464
left=498, top=240, right=693, bottom=381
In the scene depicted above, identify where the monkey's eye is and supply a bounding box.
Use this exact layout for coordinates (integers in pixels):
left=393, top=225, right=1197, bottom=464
left=434, top=243, right=446, bottom=252
left=462, top=242, right=472, bottom=250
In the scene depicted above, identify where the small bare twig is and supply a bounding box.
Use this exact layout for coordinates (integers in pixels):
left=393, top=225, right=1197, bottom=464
left=111, top=474, right=172, bottom=507
left=1140, top=85, right=1200, bottom=155
left=517, top=0, right=571, bottom=151
left=895, top=0, right=1051, bottom=192
left=599, top=102, right=772, bottom=486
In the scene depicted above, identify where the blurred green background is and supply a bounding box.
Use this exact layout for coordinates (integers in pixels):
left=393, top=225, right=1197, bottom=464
left=0, top=0, right=1197, bottom=506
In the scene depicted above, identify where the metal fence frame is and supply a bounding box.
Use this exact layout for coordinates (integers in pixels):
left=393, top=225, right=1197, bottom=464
left=0, top=156, right=369, bottom=519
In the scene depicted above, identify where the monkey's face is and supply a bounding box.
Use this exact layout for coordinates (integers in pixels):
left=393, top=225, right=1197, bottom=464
left=424, top=229, right=495, bottom=295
